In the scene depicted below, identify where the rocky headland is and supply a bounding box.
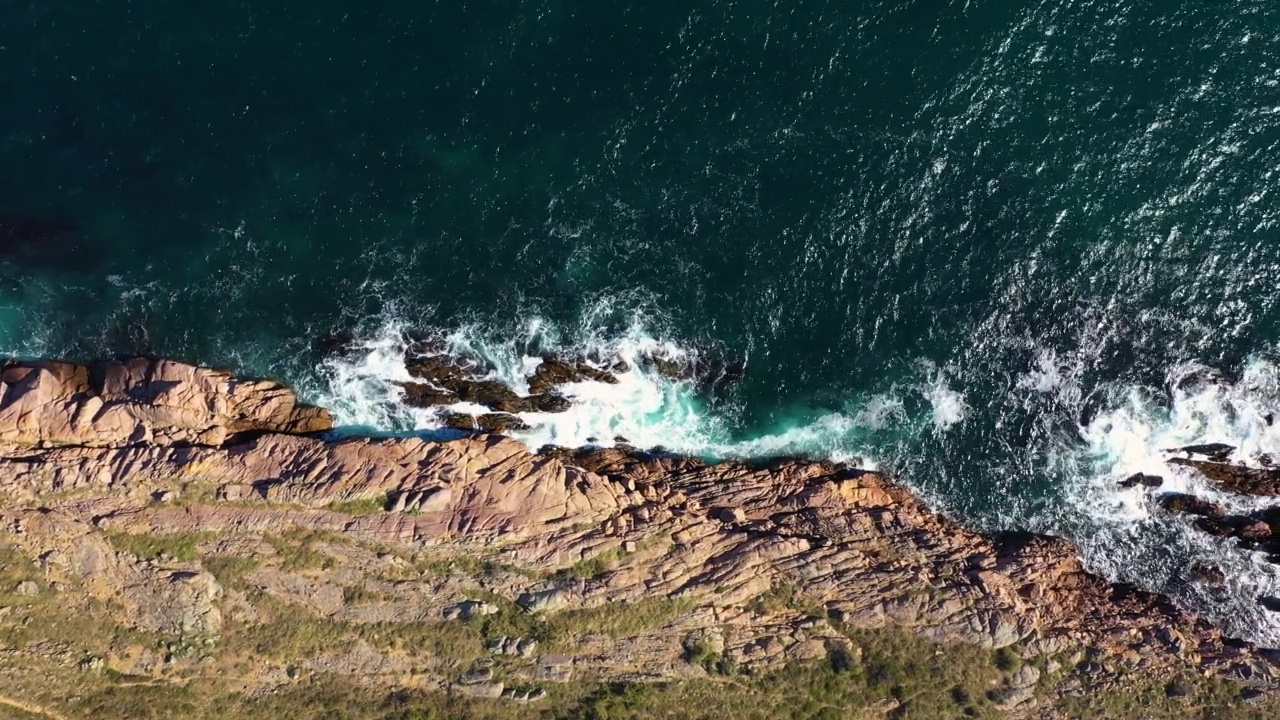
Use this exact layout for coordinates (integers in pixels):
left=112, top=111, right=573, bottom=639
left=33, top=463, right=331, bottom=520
left=0, top=355, right=1277, bottom=719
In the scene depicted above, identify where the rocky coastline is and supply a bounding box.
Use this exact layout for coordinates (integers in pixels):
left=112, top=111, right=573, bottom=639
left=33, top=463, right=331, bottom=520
left=0, top=355, right=1278, bottom=719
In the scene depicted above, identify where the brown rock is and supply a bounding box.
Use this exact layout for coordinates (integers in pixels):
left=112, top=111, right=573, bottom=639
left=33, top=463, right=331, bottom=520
left=0, top=356, right=1275, bottom=706
left=0, top=357, right=331, bottom=449
left=1169, top=458, right=1280, bottom=496
left=1158, top=493, right=1226, bottom=519
left=527, top=358, right=618, bottom=395
left=397, top=382, right=458, bottom=408
left=440, top=412, right=530, bottom=434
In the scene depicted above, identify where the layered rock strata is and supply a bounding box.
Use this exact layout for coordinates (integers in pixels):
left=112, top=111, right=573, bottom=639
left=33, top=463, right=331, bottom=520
left=0, top=357, right=1276, bottom=717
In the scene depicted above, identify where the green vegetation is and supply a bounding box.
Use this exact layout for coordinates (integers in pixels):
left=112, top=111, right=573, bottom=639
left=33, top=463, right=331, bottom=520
left=201, top=554, right=262, bottom=588
left=105, top=531, right=214, bottom=562
left=5, top=528, right=1277, bottom=720
left=555, top=548, right=621, bottom=581
left=993, top=646, right=1021, bottom=674
left=342, top=583, right=378, bottom=606
left=418, top=554, right=508, bottom=577
left=746, top=584, right=830, bottom=622
left=264, top=531, right=339, bottom=572
left=545, top=598, right=691, bottom=643
left=1052, top=673, right=1274, bottom=719
left=328, top=494, right=390, bottom=516
left=52, top=647, right=1280, bottom=720
left=683, top=638, right=737, bottom=676
left=229, top=594, right=486, bottom=667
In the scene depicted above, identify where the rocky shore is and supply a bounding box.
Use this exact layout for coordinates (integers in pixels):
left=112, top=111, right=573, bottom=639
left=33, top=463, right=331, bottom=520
left=0, top=356, right=1278, bottom=719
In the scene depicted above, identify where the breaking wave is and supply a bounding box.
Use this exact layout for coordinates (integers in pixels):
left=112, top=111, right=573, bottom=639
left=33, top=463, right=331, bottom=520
left=314, top=313, right=1280, bottom=645
left=1041, top=358, right=1280, bottom=645
left=314, top=307, right=889, bottom=466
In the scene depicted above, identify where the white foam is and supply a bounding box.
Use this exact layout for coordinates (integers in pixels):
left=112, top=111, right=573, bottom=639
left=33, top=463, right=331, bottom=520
left=920, top=362, right=969, bottom=430
left=310, top=310, right=887, bottom=465
left=1058, top=358, right=1280, bottom=645
left=312, top=309, right=1280, bottom=644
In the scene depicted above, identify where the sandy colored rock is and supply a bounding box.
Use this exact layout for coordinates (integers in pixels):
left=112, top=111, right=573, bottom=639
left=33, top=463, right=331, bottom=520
left=0, top=357, right=1276, bottom=713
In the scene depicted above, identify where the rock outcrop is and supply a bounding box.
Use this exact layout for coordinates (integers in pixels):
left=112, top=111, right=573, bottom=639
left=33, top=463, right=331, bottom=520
left=0, top=357, right=332, bottom=449
left=0, top=357, right=1276, bottom=718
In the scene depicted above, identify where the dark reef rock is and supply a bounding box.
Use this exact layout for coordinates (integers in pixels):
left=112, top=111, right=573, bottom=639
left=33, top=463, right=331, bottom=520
left=1168, top=458, right=1280, bottom=496
left=400, top=352, right=589, bottom=415
left=314, top=331, right=361, bottom=359
left=405, top=354, right=480, bottom=388
left=439, top=412, right=530, bottom=434
left=1159, top=493, right=1227, bottom=519
left=1185, top=563, right=1226, bottom=586
left=1171, top=443, right=1237, bottom=461
left=526, top=393, right=572, bottom=413
left=398, top=382, right=459, bottom=408
left=638, top=349, right=746, bottom=395
left=1119, top=473, right=1164, bottom=489
left=527, top=358, right=618, bottom=395
left=1192, top=516, right=1274, bottom=543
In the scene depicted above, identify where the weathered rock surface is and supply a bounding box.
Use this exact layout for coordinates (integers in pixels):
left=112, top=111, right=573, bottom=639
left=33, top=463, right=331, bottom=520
left=1170, top=457, right=1280, bottom=496
left=526, top=358, right=619, bottom=395
left=0, top=357, right=332, bottom=449
left=0, top=358, right=1277, bottom=716
left=397, top=353, right=572, bottom=415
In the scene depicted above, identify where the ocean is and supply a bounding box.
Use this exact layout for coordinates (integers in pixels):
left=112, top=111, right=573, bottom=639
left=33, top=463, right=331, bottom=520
left=4, top=1, right=1280, bottom=644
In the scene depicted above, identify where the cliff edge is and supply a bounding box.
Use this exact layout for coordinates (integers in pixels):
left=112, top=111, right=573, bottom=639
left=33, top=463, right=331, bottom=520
left=0, top=357, right=1275, bottom=719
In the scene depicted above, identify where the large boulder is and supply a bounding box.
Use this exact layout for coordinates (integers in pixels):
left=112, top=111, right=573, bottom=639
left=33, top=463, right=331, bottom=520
left=0, top=358, right=332, bottom=449
left=1169, top=458, right=1280, bottom=496
left=527, top=358, right=619, bottom=395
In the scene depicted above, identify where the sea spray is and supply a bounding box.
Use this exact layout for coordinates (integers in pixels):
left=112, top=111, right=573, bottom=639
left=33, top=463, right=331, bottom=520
left=312, top=309, right=1280, bottom=644
left=311, top=312, right=892, bottom=465
left=1044, top=358, right=1280, bottom=645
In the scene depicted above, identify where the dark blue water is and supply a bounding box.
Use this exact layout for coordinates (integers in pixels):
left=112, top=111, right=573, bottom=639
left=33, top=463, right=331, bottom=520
left=5, top=1, right=1280, bottom=643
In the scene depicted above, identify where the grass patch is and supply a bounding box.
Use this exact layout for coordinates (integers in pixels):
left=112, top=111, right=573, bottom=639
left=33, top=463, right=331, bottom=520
left=414, top=552, right=544, bottom=581
left=264, top=531, right=340, bottom=572
left=1052, top=672, right=1278, bottom=719
left=227, top=594, right=485, bottom=668
left=555, top=548, right=621, bottom=581
left=418, top=554, right=503, bottom=577
left=200, top=555, right=262, bottom=588
left=342, top=583, right=378, bottom=606
left=747, top=584, right=825, bottom=619
left=105, top=531, right=214, bottom=562
left=15, top=606, right=1280, bottom=720
left=328, top=494, right=389, bottom=516
left=545, top=597, right=692, bottom=642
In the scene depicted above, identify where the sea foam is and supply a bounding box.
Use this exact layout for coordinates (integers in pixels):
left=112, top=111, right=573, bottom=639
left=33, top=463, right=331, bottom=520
left=311, top=310, right=1280, bottom=645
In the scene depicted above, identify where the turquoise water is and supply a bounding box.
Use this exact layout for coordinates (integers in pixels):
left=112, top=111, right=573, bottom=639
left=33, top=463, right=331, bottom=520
left=6, top=1, right=1280, bottom=641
